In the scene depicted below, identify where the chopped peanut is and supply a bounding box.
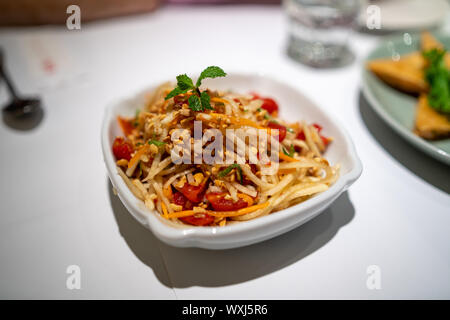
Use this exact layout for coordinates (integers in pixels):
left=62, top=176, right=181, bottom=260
left=174, top=175, right=187, bottom=189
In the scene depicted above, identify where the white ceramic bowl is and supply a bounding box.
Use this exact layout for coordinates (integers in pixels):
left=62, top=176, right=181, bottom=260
left=101, top=73, right=362, bottom=249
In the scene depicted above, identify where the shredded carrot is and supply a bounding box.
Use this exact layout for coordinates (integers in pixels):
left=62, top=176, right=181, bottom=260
left=161, top=201, right=169, bottom=218
left=279, top=152, right=299, bottom=162
left=163, top=185, right=173, bottom=200
left=237, top=193, right=254, bottom=206
left=165, top=210, right=196, bottom=219
left=128, top=144, right=149, bottom=169
left=165, top=202, right=269, bottom=219
left=117, top=116, right=134, bottom=136
left=278, top=168, right=296, bottom=174
left=211, top=97, right=229, bottom=104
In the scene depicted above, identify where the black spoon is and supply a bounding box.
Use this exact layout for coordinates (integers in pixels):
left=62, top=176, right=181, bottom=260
left=0, top=48, right=42, bottom=118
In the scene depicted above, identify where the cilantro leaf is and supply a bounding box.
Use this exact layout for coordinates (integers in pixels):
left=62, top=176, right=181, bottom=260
left=176, top=74, right=195, bottom=90
left=148, top=139, right=166, bottom=147
left=282, top=145, right=295, bottom=157
left=200, top=91, right=213, bottom=110
left=218, top=163, right=241, bottom=178
left=188, top=95, right=203, bottom=111
left=218, top=164, right=243, bottom=184
left=235, top=165, right=243, bottom=184
left=196, top=66, right=227, bottom=87
left=423, top=48, right=450, bottom=114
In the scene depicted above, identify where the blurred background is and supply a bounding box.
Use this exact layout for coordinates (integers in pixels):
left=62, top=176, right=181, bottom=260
left=1, top=0, right=450, bottom=126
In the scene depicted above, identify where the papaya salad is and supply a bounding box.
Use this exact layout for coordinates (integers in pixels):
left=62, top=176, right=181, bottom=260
left=112, top=66, right=340, bottom=227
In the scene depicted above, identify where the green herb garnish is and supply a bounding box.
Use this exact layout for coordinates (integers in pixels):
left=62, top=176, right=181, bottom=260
left=133, top=109, right=141, bottom=127
left=282, top=145, right=295, bottom=157
left=423, top=48, right=450, bottom=114
left=165, top=66, right=227, bottom=112
left=218, top=163, right=243, bottom=184
left=196, top=66, right=227, bottom=87
left=148, top=139, right=166, bottom=147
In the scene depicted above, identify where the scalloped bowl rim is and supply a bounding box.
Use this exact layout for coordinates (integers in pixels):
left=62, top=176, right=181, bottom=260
left=101, top=72, right=362, bottom=249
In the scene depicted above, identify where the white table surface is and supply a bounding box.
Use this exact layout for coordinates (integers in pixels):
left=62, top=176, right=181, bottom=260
left=0, top=5, right=449, bottom=299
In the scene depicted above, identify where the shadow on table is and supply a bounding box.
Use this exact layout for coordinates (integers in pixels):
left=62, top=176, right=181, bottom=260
left=358, top=91, right=450, bottom=194
left=108, top=182, right=173, bottom=287
left=109, top=181, right=355, bottom=288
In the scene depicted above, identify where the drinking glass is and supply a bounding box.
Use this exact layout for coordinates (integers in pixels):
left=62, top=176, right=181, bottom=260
left=283, top=0, right=362, bottom=68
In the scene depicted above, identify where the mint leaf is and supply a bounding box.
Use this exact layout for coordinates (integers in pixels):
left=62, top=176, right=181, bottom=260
left=196, top=66, right=227, bottom=87
left=188, top=95, right=202, bottom=111
left=200, top=91, right=213, bottom=110
left=176, top=74, right=195, bottom=90
left=165, top=87, right=188, bottom=100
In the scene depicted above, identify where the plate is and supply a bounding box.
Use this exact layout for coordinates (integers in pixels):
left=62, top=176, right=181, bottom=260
left=101, top=73, right=362, bottom=249
left=362, top=31, right=450, bottom=165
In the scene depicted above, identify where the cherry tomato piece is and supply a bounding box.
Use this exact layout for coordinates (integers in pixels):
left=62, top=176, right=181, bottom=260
left=177, top=180, right=208, bottom=203
left=179, top=214, right=215, bottom=226
left=312, top=123, right=322, bottom=132
left=172, top=191, right=193, bottom=210
left=250, top=92, right=279, bottom=114
left=297, top=124, right=330, bottom=146
left=260, top=97, right=279, bottom=114
left=112, top=137, right=133, bottom=161
left=268, top=121, right=287, bottom=142
left=206, top=193, right=249, bottom=212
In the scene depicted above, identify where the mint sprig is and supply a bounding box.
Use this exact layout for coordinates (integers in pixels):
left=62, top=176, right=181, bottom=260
left=164, top=66, right=227, bottom=112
